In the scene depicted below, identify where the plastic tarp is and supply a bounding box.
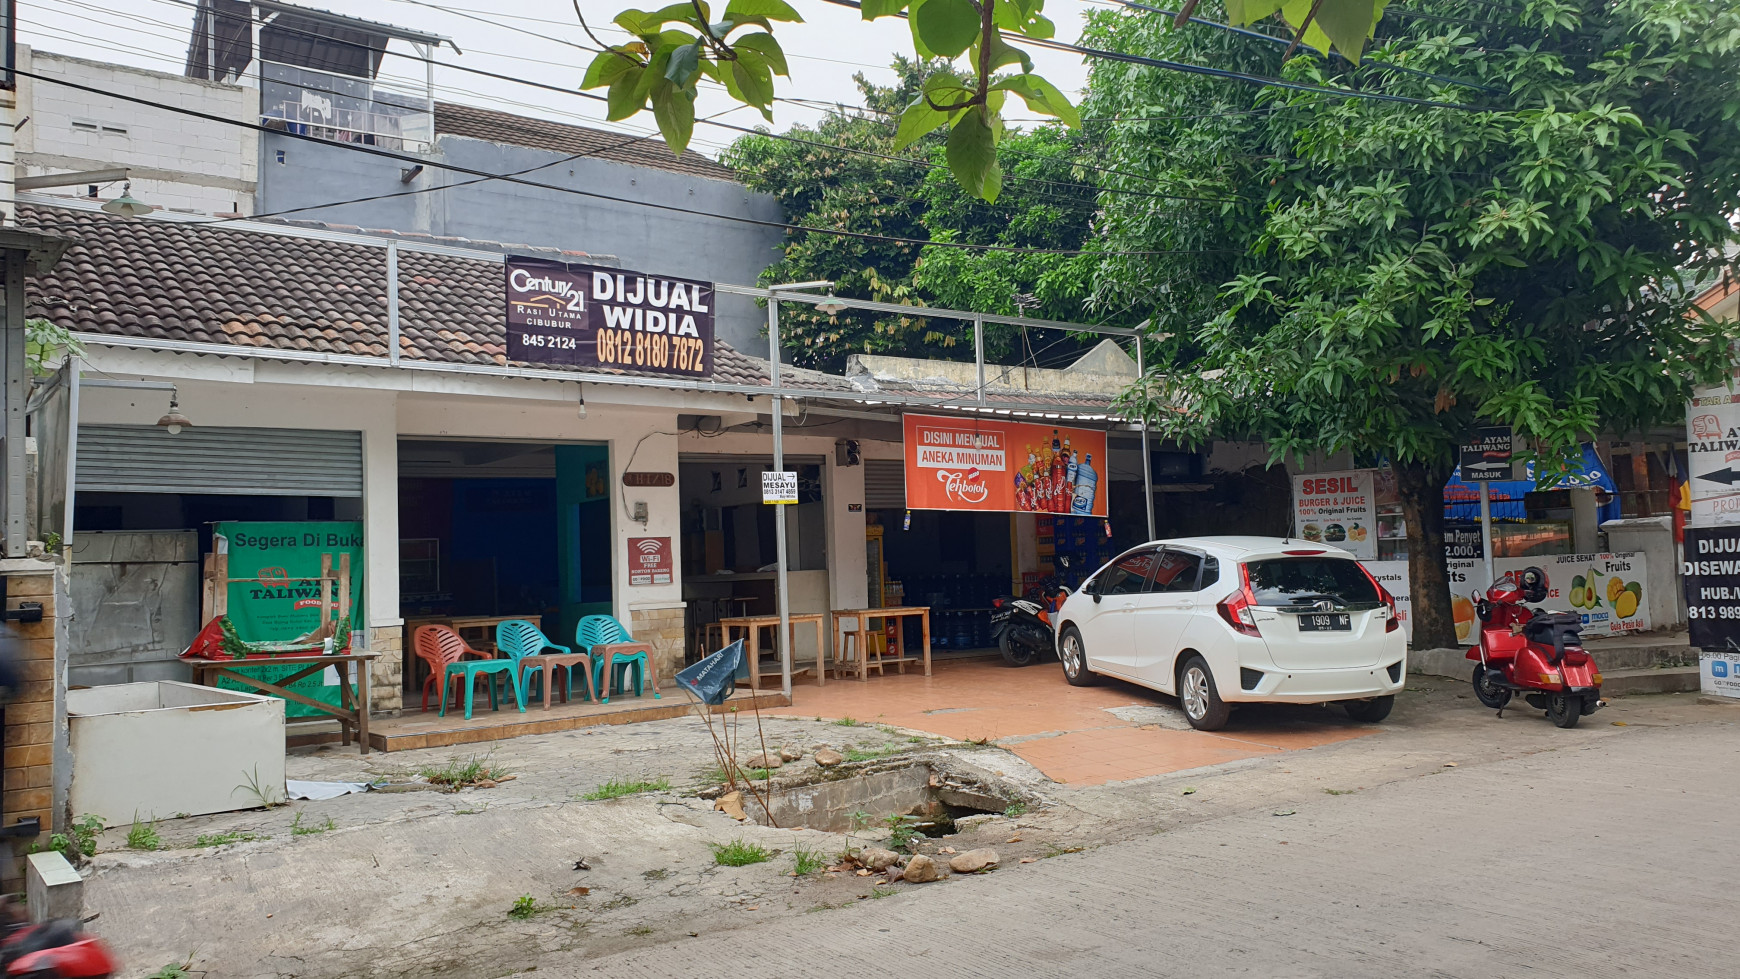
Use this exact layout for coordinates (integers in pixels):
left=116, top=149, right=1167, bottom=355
left=1445, top=444, right=1621, bottom=524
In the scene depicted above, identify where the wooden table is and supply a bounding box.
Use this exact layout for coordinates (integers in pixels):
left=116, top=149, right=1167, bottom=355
left=719, top=613, right=829, bottom=690
left=829, top=607, right=932, bottom=681
left=186, top=651, right=378, bottom=754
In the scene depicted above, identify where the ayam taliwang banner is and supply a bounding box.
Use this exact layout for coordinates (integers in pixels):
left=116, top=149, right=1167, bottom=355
left=902, top=413, right=1108, bottom=516
left=505, top=256, right=714, bottom=378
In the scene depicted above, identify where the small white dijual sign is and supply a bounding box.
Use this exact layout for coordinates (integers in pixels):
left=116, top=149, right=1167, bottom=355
left=761, top=470, right=798, bottom=505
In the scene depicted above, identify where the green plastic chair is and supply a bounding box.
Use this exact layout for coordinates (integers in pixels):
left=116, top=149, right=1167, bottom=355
left=495, top=619, right=579, bottom=702
left=413, top=625, right=526, bottom=720
left=576, top=615, right=656, bottom=703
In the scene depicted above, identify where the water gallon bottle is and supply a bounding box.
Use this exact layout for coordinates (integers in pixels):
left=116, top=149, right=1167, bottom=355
left=1071, top=454, right=1098, bottom=514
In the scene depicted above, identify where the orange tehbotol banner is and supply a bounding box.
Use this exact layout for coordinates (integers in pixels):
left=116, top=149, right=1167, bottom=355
left=901, top=413, right=1109, bottom=516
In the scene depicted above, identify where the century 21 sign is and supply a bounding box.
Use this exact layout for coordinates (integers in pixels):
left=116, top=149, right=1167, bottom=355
left=505, top=257, right=715, bottom=378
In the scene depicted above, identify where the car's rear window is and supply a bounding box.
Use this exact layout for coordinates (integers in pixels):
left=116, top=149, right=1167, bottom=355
left=1244, top=557, right=1381, bottom=608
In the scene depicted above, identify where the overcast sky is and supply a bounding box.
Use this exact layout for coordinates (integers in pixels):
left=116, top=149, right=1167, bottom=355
left=23, top=0, right=1103, bottom=158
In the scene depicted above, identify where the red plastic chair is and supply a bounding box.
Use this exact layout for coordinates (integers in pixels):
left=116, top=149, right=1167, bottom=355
left=414, top=625, right=517, bottom=716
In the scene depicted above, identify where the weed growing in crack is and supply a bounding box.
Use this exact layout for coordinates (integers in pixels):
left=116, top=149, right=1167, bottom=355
left=833, top=716, right=861, bottom=727
left=32, top=814, right=102, bottom=863
left=791, top=844, right=826, bottom=876
left=583, top=777, right=671, bottom=800
left=844, top=744, right=906, bottom=763
left=194, top=830, right=266, bottom=847
left=126, top=815, right=162, bottom=851
left=146, top=962, right=191, bottom=979
left=869, top=886, right=897, bottom=899
left=1323, top=788, right=1357, bottom=796
left=629, top=925, right=655, bottom=937
left=847, top=810, right=872, bottom=831
left=508, top=895, right=549, bottom=920
left=641, top=868, right=671, bottom=881
left=419, top=753, right=511, bottom=790
left=291, top=813, right=335, bottom=835
left=234, top=765, right=286, bottom=808
left=709, top=839, right=771, bottom=867
left=1003, top=801, right=1029, bottom=818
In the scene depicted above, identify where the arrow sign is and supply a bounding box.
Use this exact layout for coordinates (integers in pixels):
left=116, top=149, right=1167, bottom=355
left=1459, top=426, right=1513, bottom=482
left=1464, top=461, right=1507, bottom=472
left=1698, top=468, right=1740, bottom=486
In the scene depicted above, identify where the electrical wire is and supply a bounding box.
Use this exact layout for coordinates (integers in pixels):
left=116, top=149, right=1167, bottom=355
left=64, top=0, right=1181, bottom=210
left=12, top=66, right=1232, bottom=259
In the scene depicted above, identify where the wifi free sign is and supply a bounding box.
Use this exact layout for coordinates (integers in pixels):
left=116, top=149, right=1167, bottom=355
left=627, top=537, right=673, bottom=586
left=505, top=256, right=714, bottom=378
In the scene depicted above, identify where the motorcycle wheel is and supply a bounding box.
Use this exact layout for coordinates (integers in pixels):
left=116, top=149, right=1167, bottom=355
left=1471, top=664, right=1512, bottom=710
left=1548, top=693, right=1583, bottom=728
left=999, top=630, right=1040, bottom=667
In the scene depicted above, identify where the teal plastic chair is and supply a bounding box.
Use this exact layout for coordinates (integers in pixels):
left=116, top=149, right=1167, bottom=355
left=576, top=615, right=657, bottom=703
left=495, top=619, right=586, bottom=703
left=413, top=625, right=526, bottom=720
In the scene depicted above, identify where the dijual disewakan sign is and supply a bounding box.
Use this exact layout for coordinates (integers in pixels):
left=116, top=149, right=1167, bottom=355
left=505, top=256, right=714, bottom=378
left=901, top=413, right=1108, bottom=516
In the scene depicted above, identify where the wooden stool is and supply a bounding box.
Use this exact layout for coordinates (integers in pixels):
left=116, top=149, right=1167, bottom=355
left=837, top=625, right=888, bottom=680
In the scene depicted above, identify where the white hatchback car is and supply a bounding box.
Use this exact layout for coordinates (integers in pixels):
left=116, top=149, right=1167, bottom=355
left=1054, top=536, right=1406, bottom=730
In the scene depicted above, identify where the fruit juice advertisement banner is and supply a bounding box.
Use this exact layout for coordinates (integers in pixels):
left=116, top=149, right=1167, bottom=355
left=901, top=414, right=1107, bottom=516
left=1293, top=470, right=1377, bottom=560
left=1363, top=551, right=1648, bottom=643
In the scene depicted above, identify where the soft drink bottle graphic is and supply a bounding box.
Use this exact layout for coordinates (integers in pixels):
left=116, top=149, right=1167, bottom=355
left=1071, top=453, right=1098, bottom=514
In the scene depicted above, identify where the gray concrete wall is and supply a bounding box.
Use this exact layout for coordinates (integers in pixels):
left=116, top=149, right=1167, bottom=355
left=258, top=133, right=785, bottom=354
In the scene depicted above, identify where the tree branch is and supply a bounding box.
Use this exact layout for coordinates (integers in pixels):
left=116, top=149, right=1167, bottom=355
left=575, top=0, right=646, bottom=65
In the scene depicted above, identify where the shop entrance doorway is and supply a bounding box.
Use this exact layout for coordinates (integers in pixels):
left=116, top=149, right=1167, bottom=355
left=397, top=439, right=611, bottom=692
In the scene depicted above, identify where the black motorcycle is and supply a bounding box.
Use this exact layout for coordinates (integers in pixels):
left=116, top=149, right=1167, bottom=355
left=991, top=566, right=1069, bottom=668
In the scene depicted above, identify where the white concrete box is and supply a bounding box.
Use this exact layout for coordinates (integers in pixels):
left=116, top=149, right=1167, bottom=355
left=68, top=681, right=286, bottom=826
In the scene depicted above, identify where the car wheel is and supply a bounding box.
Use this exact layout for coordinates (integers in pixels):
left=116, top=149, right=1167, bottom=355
left=1059, top=627, right=1096, bottom=686
left=1178, top=655, right=1230, bottom=731
left=1547, top=693, right=1582, bottom=728
left=1471, top=664, right=1512, bottom=709
left=1343, top=695, right=1394, bottom=723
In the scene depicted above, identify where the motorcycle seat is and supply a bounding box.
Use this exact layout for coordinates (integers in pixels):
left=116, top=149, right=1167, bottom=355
left=1522, top=612, right=1583, bottom=663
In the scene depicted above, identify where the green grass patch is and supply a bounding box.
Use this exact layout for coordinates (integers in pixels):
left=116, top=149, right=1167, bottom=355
left=507, top=894, right=549, bottom=920
left=126, top=815, right=163, bottom=851
left=31, top=814, right=102, bottom=863
left=194, top=830, right=266, bottom=847
left=291, top=813, right=335, bottom=835
left=146, top=963, right=191, bottom=979
left=419, top=753, right=511, bottom=790
left=1323, top=788, right=1357, bottom=796
left=583, top=777, right=672, bottom=800
left=709, top=839, right=771, bottom=867
left=744, top=767, right=775, bottom=781
left=791, top=844, right=826, bottom=876
left=832, top=716, right=861, bottom=727
left=1003, top=801, right=1029, bottom=818
left=869, top=886, right=897, bottom=899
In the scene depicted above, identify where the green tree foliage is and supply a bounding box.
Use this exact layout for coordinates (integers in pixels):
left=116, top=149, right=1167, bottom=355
left=1091, top=0, right=1740, bottom=647
left=582, top=1, right=1388, bottom=196
left=721, top=59, right=1096, bottom=371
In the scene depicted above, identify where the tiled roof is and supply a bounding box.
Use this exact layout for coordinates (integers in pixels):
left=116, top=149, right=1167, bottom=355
left=434, top=103, right=738, bottom=183
left=17, top=202, right=820, bottom=390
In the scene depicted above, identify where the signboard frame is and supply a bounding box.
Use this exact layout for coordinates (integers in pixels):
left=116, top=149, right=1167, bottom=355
left=504, top=257, right=715, bottom=378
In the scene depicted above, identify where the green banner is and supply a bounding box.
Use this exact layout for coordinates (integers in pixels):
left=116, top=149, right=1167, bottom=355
left=214, top=521, right=364, bottom=717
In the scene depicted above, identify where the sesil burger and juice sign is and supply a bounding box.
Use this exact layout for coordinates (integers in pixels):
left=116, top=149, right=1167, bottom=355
left=505, top=256, right=714, bottom=378
left=902, top=414, right=1108, bottom=516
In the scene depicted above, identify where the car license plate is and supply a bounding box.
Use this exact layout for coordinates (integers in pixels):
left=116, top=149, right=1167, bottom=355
left=1298, top=613, right=1351, bottom=631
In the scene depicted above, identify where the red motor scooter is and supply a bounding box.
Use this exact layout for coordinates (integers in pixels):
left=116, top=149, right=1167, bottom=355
left=1466, top=566, right=1606, bottom=728
left=0, top=897, right=117, bottom=978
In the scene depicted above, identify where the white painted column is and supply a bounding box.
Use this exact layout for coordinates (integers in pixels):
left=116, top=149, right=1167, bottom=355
left=823, top=452, right=867, bottom=612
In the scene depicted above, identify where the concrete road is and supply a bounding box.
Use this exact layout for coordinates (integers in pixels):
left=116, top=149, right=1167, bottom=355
left=550, top=722, right=1736, bottom=979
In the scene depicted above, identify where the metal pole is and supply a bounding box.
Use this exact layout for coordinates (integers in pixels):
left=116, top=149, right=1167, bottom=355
left=1478, top=480, right=1494, bottom=588
left=768, top=298, right=792, bottom=700
left=1137, top=338, right=1155, bottom=541
left=3, top=251, right=26, bottom=556
left=385, top=243, right=401, bottom=364
left=973, top=313, right=985, bottom=406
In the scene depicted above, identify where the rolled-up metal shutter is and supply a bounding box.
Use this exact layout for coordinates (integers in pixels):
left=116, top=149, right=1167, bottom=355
left=77, top=425, right=363, bottom=497
left=864, top=459, right=906, bottom=509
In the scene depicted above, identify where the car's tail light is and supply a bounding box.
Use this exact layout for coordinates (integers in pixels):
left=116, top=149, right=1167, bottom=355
left=1216, top=565, right=1262, bottom=637
left=1283, top=549, right=1326, bottom=555
left=1357, top=563, right=1401, bottom=632
left=991, top=598, right=1004, bottom=608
